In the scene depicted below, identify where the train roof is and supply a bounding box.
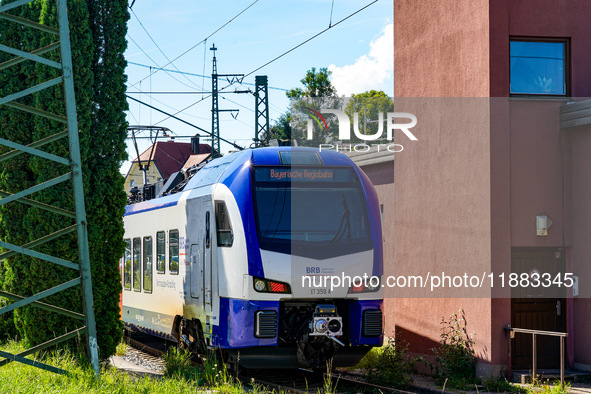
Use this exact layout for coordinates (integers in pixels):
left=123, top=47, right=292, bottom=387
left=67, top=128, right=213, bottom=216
left=182, top=147, right=355, bottom=192
left=125, top=147, right=359, bottom=215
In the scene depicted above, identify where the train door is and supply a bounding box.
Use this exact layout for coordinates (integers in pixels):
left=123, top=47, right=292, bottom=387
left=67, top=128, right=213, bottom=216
left=203, top=200, right=213, bottom=314
left=189, top=243, right=203, bottom=303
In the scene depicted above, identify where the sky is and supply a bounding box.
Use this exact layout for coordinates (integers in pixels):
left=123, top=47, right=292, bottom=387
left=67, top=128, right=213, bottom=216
left=123, top=0, right=393, bottom=173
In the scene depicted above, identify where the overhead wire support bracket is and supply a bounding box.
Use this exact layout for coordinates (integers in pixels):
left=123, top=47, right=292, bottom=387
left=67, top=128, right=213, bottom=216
left=0, top=0, right=100, bottom=377
left=210, top=44, right=244, bottom=154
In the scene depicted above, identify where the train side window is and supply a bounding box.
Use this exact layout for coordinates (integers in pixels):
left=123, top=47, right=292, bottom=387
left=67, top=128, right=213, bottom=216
left=156, top=231, right=165, bottom=274
left=123, top=239, right=131, bottom=290
left=215, top=201, right=233, bottom=247
left=143, top=236, right=153, bottom=293
left=132, top=237, right=141, bottom=291
left=169, top=229, right=179, bottom=275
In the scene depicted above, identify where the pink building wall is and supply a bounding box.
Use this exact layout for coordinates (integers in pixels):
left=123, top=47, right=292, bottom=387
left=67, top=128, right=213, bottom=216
left=391, top=0, right=591, bottom=374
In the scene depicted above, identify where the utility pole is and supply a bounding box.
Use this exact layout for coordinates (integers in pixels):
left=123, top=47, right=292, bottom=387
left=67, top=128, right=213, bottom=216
left=210, top=44, right=243, bottom=155
left=254, top=75, right=270, bottom=147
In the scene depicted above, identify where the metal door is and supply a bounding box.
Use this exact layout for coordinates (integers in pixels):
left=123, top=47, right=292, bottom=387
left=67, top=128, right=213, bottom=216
left=203, top=200, right=213, bottom=313
left=511, top=248, right=566, bottom=369
left=190, top=243, right=202, bottom=302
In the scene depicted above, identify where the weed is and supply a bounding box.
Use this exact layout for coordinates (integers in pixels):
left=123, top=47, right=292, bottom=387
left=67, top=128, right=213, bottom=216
left=534, top=379, right=571, bottom=394
left=320, top=359, right=338, bottom=394
left=361, top=337, right=418, bottom=389
left=115, top=341, right=129, bottom=357
left=431, top=309, right=477, bottom=390
left=162, top=346, right=193, bottom=378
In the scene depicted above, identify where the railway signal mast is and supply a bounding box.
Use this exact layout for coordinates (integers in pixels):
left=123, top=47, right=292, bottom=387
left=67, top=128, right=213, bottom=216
left=210, top=44, right=244, bottom=154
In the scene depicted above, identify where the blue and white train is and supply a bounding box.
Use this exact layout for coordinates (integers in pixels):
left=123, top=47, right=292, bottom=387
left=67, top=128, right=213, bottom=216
left=120, top=147, right=383, bottom=368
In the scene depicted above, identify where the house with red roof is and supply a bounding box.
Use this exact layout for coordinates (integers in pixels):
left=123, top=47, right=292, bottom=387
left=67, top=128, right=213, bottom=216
left=124, top=139, right=213, bottom=194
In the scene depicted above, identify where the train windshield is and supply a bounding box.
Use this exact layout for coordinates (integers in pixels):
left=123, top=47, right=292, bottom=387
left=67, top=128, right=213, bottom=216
left=252, top=166, right=372, bottom=257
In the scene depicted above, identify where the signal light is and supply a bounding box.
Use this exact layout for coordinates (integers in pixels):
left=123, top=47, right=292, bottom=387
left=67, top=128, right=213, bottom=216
left=270, top=281, right=287, bottom=293
left=347, top=277, right=382, bottom=294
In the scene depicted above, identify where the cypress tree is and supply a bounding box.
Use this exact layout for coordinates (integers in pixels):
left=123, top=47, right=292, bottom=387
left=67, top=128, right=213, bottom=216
left=84, top=0, right=129, bottom=359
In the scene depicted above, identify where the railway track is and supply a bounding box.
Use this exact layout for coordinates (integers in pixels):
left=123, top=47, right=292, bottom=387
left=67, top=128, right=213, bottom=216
left=124, top=332, right=420, bottom=393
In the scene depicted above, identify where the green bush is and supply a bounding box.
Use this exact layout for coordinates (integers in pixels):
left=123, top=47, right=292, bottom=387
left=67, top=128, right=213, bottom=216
left=162, top=346, right=193, bottom=378
left=361, top=337, right=419, bottom=389
left=431, top=309, right=477, bottom=390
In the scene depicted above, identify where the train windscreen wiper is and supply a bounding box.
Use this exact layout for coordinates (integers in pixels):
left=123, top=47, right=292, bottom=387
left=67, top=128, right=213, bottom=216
left=329, top=194, right=351, bottom=244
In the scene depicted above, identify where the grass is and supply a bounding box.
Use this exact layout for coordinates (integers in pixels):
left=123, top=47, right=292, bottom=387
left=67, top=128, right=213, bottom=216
left=0, top=341, right=250, bottom=394
left=482, top=377, right=528, bottom=393
left=115, top=341, right=129, bottom=357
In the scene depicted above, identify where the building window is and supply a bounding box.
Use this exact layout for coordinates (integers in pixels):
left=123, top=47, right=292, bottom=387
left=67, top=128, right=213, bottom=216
left=510, top=39, right=567, bottom=96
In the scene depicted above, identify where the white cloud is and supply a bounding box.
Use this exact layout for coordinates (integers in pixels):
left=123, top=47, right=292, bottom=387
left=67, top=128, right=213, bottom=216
left=329, top=24, right=393, bottom=96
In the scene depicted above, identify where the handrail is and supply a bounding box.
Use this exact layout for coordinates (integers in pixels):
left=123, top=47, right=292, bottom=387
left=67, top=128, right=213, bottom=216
left=505, top=325, right=567, bottom=387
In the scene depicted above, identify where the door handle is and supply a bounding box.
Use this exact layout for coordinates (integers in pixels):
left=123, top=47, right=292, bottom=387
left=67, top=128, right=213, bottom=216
left=556, top=300, right=561, bottom=316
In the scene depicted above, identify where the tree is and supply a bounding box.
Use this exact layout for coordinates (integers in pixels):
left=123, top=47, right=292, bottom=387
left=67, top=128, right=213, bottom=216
left=286, top=67, right=337, bottom=99
left=282, top=67, right=341, bottom=146
left=0, top=0, right=129, bottom=360
left=344, top=90, right=393, bottom=141
left=267, top=111, right=292, bottom=142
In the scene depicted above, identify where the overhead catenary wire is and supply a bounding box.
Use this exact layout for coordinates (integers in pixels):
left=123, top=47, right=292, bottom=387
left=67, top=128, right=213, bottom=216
left=126, top=35, right=203, bottom=92
left=244, top=0, right=378, bottom=78
left=126, top=1, right=378, bottom=130
left=126, top=61, right=289, bottom=91
left=128, top=0, right=260, bottom=89
left=126, top=94, right=244, bottom=151
left=130, top=7, right=202, bottom=90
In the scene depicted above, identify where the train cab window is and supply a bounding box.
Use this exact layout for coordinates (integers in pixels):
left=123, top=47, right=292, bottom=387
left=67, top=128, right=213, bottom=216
left=156, top=231, right=165, bottom=274
left=143, top=237, right=153, bottom=293
left=132, top=238, right=141, bottom=291
left=215, top=201, right=233, bottom=247
left=169, top=230, right=179, bottom=275
left=123, top=239, right=131, bottom=290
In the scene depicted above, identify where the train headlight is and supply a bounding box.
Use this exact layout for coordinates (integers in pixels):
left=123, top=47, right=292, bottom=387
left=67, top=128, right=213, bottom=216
left=254, top=279, right=266, bottom=292
left=314, top=319, right=328, bottom=333
left=327, top=319, right=341, bottom=334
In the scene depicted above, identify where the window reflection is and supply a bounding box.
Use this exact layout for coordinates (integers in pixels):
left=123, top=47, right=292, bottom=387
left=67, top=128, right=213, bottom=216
left=510, top=41, right=566, bottom=95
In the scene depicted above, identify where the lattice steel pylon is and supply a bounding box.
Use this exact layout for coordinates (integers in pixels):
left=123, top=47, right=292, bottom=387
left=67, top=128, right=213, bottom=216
left=254, top=75, right=269, bottom=147
left=0, top=0, right=100, bottom=377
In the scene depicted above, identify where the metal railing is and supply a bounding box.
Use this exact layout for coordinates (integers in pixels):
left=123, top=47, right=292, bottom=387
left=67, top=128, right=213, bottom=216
left=506, top=326, right=567, bottom=387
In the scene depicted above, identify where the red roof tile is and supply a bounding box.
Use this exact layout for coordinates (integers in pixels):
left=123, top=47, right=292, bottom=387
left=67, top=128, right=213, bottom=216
left=133, top=141, right=213, bottom=180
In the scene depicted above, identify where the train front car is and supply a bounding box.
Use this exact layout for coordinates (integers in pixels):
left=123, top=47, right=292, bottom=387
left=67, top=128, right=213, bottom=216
left=201, top=147, right=384, bottom=369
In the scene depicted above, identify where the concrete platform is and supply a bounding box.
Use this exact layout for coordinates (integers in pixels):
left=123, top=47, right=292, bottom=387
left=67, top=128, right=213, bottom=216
left=512, top=369, right=591, bottom=384
left=109, top=355, right=163, bottom=377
